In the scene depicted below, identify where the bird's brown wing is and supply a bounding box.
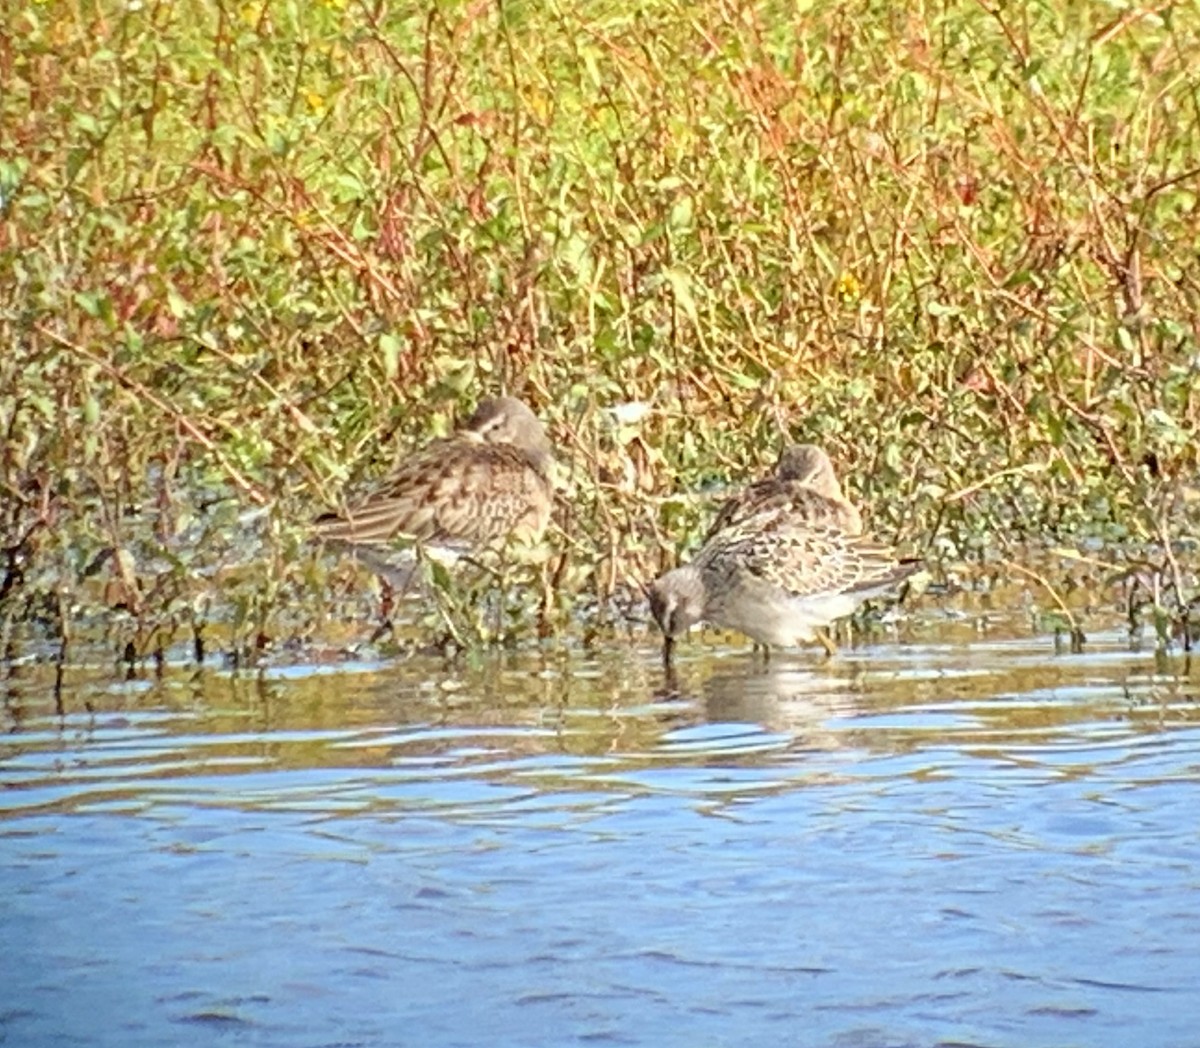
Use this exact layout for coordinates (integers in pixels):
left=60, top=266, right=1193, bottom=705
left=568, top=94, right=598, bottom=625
left=315, top=438, right=552, bottom=548
left=705, top=479, right=860, bottom=542
left=701, top=502, right=910, bottom=599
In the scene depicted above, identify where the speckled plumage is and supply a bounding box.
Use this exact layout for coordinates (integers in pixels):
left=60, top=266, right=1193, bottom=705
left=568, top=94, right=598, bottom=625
left=314, top=397, right=554, bottom=555
left=704, top=444, right=862, bottom=538
left=649, top=444, right=917, bottom=656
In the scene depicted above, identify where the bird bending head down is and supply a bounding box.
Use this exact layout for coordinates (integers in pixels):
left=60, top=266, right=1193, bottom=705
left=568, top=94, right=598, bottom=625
left=647, top=565, right=707, bottom=663
left=646, top=441, right=916, bottom=663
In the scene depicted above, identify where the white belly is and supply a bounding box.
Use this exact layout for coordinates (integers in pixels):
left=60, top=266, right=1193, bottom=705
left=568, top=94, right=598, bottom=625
left=709, top=584, right=863, bottom=648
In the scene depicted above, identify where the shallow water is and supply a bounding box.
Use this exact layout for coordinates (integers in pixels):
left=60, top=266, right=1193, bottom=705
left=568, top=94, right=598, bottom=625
left=3, top=622, right=1199, bottom=1048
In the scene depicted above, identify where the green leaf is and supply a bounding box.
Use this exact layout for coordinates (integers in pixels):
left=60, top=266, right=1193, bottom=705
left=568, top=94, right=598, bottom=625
left=73, top=290, right=114, bottom=326
left=669, top=194, right=694, bottom=231
left=167, top=289, right=192, bottom=319
left=379, top=333, right=402, bottom=380
left=663, top=266, right=699, bottom=325
left=927, top=300, right=961, bottom=318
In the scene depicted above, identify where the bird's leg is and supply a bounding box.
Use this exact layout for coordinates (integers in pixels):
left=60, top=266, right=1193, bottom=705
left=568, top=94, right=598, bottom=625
left=816, top=628, right=838, bottom=657
left=749, top=642, right=772, bottom=663
left=367, top=617, right=397, bottom=646
left=377, top=575, right=395, bottom=624
left=361, top=574, right=397, bottom=647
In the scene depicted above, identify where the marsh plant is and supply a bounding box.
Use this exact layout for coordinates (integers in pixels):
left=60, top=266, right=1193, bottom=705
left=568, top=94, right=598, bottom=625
left=2, top=1, right=1198, bottom=662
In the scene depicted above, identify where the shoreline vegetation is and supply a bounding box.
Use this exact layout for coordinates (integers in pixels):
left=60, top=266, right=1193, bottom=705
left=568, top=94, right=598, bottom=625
left=3, top=1, right=1198, bottom=665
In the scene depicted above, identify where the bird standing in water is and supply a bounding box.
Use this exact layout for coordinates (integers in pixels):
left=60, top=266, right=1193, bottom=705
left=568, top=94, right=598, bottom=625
left=315, top=396, right=555, bottom=579
left=648, top=444, right=918, bottom=663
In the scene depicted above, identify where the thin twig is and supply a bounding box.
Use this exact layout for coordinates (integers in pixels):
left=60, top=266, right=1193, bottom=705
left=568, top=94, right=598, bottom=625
left=942, top=462, right=1049, bottom=504
left=35, top=326, right=268, bottom=505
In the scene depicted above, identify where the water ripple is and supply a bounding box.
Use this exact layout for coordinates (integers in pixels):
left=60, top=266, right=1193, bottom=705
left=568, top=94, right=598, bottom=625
left=2, top=635, right=1200, bottom=1046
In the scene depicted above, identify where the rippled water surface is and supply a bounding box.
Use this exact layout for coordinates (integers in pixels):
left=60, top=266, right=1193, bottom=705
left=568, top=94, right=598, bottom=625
left=3, top=623, right=1200, bottom=1047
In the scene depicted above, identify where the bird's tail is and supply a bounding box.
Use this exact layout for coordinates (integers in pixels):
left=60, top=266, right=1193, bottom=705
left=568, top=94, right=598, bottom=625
left=847, top=557, right=924, bottom=598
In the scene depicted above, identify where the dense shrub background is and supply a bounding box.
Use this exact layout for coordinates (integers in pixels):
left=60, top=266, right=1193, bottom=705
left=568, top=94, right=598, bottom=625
left=3, top=0, right=1198, bottom=655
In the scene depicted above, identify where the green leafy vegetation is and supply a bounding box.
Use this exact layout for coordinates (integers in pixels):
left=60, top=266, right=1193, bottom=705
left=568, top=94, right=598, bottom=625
left=3, top=0, right=1198, bottom=661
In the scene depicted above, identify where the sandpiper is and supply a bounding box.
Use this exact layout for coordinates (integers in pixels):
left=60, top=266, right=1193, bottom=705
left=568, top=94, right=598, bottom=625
left=704, top=444, right=862, bottom=538
left=314, top=396, right=555, bottom=567
left=648, top=444, right=917, bottom=661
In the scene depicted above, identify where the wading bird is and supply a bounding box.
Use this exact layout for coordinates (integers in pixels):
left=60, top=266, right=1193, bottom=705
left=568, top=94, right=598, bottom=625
left=647, top=444, right=918, bottom=663
left=315, top=396, right=555, bottom=576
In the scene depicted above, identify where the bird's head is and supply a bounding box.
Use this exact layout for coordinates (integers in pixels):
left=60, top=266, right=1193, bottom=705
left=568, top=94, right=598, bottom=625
left=775, top=444, right=845, bottom=501
left=646, top=566, right=706, bottom=663
left=466, top=397, right=553, bottom=468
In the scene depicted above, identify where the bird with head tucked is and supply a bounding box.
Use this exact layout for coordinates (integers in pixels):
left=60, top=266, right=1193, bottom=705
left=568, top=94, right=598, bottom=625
left=314, top=396, right=555, bottom=565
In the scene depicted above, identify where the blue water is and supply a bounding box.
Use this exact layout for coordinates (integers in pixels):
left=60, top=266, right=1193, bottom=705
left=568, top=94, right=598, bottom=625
left=2, top=632, right=1199, bottom=1047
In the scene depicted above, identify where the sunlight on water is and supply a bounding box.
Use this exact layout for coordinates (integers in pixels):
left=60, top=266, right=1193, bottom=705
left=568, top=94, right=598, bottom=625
left=2, top=625, right=1199, bottom=1047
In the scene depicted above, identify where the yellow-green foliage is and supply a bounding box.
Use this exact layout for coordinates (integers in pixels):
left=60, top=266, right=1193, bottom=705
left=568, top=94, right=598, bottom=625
left=2, top=0, right=1198, bottom=653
